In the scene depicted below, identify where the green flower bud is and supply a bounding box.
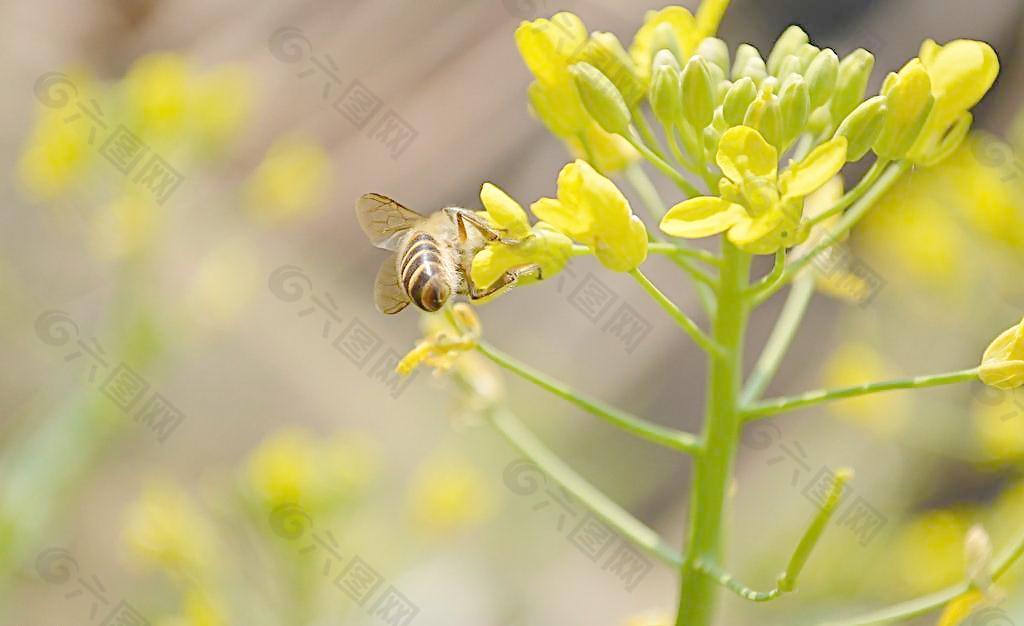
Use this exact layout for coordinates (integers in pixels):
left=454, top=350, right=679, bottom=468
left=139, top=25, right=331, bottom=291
left=652, top=48, right=680, bottom=72
left=780, top=77, right=810, bottom=146
left=570, top=62, right=631, bottom=135
left=650, top=22, right=684, bottom=68
left=649, top=64, right=682, bottom=124
left=830, top=48, right=874, bottom=125
left=834, top=95, right=887, bottom=161
left=795, top=43, right=821, bottom=70
left=805, top=49, right=839, bottom=108
left=767, top=25, right=810, bottom=76
left=776, top=55, right=803, bottom=81
left=873, top=61, right=934, bottom=160
left=682, top=55, right=715, bottom=130
left=704, top=124, right=722, bottom=161
left=715, top=79, right=732, bottom=106
left=697, top=37, right=731, bottom=76
left=723, top=76, right=757, bottom=126
left=580, top=32, right=645, bottom=106
left=807, top=105, right=833, bottom=136
left=732, top=44, right=764, bottom=82
left=707, top=62, right=728, bottom=105
left=744, top=88, right=783, bottom=150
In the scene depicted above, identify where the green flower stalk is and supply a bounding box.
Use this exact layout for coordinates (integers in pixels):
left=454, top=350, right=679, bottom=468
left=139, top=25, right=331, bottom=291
left=369, top=4, right=1019, bottom=626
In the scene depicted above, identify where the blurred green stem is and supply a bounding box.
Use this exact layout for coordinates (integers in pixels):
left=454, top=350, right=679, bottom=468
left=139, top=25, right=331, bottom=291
left=743, top=368, right=979, bottom=419
left=486, top=405, right=683, bottom=567
left=626, top=129, right=702, bottom=197
left=476, top=342, right=700, bottom=454
left=741, top=272, right=815, bottom=404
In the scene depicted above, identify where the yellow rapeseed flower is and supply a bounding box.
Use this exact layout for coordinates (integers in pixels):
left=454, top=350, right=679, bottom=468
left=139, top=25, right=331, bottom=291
left=908, top=39, right=999, bottom=166
left=123, top=482, right=214, bottom=577
left=470, top=183, right=572, bottom=293
left=630, top=7, right=701, bottom=83
left=409, top=454, right=494, bottom=533
left=532, top=159, right=648, bottom=270
left=189, top=64, right=253, bottom=152
left=894, top=510, right=969, bottom=594
left=18, top=107, right=93, bottom=200
left=980, top=317, right=1024, bottom=390
left=243, top=135, right=330, bottom=223
left=822, top=342, right=908, bottom=437
left=122, top=53, right=191, bottom=141
left=246, top=429, right=319, bottom=507
left=660, top=126, right=846, bottom=253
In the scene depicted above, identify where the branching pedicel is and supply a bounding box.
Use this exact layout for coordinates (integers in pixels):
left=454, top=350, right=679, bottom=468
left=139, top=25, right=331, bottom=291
left=366, top=3, right=1024, bottom=625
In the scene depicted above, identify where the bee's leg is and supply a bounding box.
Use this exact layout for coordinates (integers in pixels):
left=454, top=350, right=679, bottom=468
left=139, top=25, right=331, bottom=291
left=443, top=207, right=524, bottom=246
left=466, top=264, right=543, bottom=300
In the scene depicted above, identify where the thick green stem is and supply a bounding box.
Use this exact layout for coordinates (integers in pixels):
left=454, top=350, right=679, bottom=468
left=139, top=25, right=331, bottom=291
left=676, top=241, right=751, bottom=626
left=743, top=368, right=979, bottom=420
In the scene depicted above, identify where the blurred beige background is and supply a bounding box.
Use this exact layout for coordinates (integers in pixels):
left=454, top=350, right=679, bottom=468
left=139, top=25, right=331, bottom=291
left=2, top=1, right=1024, bottom=625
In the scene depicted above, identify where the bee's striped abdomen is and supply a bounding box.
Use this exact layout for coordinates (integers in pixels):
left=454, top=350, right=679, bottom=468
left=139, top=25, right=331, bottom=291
left=400, top=232, right=451, bottom=312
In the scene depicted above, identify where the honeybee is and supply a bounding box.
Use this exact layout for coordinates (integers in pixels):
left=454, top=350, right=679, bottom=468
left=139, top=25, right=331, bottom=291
left=355, top=193, right=542, bottom=314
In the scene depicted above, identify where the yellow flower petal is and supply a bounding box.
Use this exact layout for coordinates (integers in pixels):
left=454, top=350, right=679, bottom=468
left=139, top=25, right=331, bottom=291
left=515, top=13, right=588, bottom=86
left=980, top=317, right=1024, bottom=390
left=779, top=136, right=848, bottom=199
left=910, top=39, right=998, bottom=162
left=470, top=222, right=571, bottom=290
left=629, top=7, right=700, bottom=82
left=716, top=126, right=778, bottom=183
left=726, top=210, right=784, bottom=247
left=480, top=182, right=531, bottom=239
left=660, top=196, right=746, bottom=238
left=533, top=160, right=646, bottom=271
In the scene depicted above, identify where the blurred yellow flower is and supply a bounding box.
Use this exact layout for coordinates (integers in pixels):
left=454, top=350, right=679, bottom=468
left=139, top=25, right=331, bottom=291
left=822, top=342, right=908, bottom=437
left=246, top=429, right=319, bottom=507
left=979, top=317, right=1024, bottom=390
left=18, top=108, right=93, bottom=200
left=246, top=428, right=378, bottom=513
left=624, top=610, right=672, bottom=626
left=860, top=171, right=965, bottom=287
left=90, top=191, right=161, bottom=260
left=189, top=64, right=253, bottom=152
left=532, top=160, right=648, bottom=271
left=894, top=510, right=969, bottom=594
left=974, top=398, right=1024, bottom=460
left=122, top=53, right=190, bottom=141
left=185, top=240, right=259, bottom=327
left=936, top=590, right=986, bottom=626
left=661, top=126, right=847, bottom=253
left=409, top=455, right=494, bottom=533
left=243, top=135, right=330, bottom=223
left=123, top=482, right=214, bottom=577
left=470, top=183, right=572, bottom=293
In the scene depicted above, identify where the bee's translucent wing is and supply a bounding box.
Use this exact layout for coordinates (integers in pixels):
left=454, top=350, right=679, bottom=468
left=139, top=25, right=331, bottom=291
left=356, top=193, right=426, bottom=251
left=374, top=253, right=411, bottom=314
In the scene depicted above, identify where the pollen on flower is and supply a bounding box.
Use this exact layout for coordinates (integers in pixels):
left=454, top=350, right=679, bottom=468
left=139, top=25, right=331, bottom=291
left=395, top=304, right=482, bottom=376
